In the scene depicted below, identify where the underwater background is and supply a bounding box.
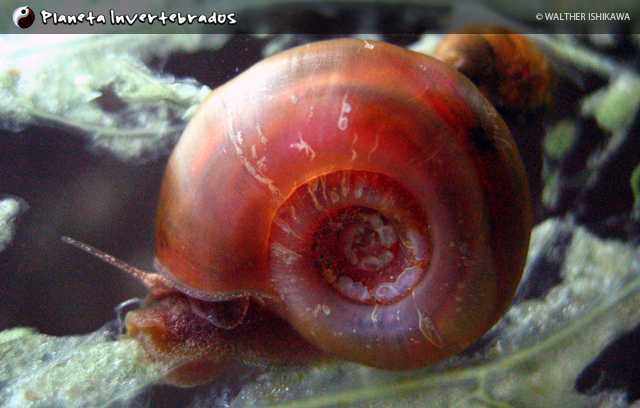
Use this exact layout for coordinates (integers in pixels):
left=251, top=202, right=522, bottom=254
left=1, top=1, right=640, bottom=406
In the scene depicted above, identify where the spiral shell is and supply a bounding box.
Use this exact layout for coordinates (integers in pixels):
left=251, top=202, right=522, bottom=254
left=153, top=38, right=531, bottom=370
left=435, top=25, right=553, bottom=109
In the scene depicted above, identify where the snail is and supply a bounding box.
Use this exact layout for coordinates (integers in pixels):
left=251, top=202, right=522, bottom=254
left=435, top=25, right=553, bottom=110
left=67, top=37, right=532, bottom=386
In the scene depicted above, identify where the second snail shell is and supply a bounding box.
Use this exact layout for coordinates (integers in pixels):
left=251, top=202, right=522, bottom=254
left=151, top=38, right=532, bottom=370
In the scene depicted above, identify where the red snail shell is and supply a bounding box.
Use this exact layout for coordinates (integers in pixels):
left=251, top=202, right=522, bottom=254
left=435, top=25, right=553, bottom=109
left=127, top=38, right=531, bottom=377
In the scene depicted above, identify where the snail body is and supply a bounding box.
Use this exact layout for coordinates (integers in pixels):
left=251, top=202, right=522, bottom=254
left=124, top=38, right=531, bottom=382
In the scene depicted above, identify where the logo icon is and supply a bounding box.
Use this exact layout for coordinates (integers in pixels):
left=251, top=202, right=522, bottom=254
left=13, top=6, right=35, bottom=28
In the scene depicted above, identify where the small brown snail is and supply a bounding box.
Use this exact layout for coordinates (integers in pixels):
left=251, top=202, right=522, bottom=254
left=435, top=25, right=553, bottom=110
left=69, top=37, right=533, bottom=386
